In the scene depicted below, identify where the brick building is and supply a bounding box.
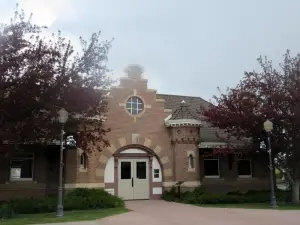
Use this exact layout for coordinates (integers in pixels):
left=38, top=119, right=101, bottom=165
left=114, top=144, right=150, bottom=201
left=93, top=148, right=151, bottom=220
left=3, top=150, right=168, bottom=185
left=0, top=65, right=269, bottom=201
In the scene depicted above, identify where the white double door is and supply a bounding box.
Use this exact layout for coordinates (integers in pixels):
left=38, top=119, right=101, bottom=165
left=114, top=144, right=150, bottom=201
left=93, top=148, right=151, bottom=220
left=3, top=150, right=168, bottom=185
left=118, top=158, right=149, bottom=200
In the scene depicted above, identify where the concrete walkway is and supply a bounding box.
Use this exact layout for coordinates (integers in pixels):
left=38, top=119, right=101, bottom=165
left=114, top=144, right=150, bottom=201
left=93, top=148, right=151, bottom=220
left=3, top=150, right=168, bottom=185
left=40, top=200, right=300, bottom=225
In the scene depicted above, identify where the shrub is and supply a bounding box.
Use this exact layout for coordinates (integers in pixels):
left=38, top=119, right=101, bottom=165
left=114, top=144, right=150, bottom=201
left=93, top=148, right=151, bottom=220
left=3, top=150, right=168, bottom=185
left=0, top=188, right=125, bottom=219
left=162, top=186, right=292, bottom=205
left=0, top=204, right=15, bottom=219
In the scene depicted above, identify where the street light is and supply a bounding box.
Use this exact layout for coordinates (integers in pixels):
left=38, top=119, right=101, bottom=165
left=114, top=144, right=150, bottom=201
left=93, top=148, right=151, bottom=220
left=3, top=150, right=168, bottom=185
left=56, top=108, right=68, bottom=217
left=263, top=119, right=278, bottom=207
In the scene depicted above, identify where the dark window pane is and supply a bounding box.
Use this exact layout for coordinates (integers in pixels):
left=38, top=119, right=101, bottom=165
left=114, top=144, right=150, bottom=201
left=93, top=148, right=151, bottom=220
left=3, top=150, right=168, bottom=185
left=121, top=162, right=131, bottom=179
left=21, top=159, right=33, bottom=178
left=131, top=109, right=138, bottom=115
left=189, top=155, right=194, bottom=168
left=238, top=160, right=251, bottom=176
left=126, top=103, right=131, bottom=109
left=204, top=159, right=219, bottom=176
left=131, top=102, right=137, bottom=109
left=137, top=98, right=143, bottom=104
left=138, top=103, right=144, bottom=111
left=154, top=169, right=159, bottom=178
left=136, top=162, right=146, bottom=179
left=11, top=159, right=33, bottom=178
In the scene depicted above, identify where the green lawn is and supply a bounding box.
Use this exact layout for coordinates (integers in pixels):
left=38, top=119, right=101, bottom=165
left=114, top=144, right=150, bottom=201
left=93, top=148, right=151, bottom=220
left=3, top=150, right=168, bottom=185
left=0, top=208, right=128, bottom=225
left=196, top=203, right=300, bottom=210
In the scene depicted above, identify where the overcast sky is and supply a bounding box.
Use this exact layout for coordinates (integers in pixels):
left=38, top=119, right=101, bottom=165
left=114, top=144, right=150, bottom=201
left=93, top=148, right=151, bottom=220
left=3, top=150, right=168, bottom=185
left=1, top=0, right=300, bottom=101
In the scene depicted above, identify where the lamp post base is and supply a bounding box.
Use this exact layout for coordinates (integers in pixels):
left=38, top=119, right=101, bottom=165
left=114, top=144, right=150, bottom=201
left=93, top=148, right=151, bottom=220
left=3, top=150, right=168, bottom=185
left=56, top=205, right=64, bottom=217
left=270, top=196, right=278, bottom=208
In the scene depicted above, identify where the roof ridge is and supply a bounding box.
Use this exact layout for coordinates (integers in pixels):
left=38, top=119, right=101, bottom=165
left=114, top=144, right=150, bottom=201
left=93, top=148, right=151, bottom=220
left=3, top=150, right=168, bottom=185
left=157, top=93, right=204, bottom=98
left=157, top=93, right=211, bottom=105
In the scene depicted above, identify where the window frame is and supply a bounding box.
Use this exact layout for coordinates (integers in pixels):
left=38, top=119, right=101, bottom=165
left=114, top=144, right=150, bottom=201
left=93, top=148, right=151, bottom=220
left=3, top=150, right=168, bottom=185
left=188, top=154, right=194, bottom=169
left=126, top=96, right=144, bottom=115
left=203, top=157, right=220, bottom=178
left=79, top=153, right=87, bottom=169
left=237, top=159, right=252, bottom=178
left=10, top=152, right=34, bottom=182
left=153, top=169, right=160, bottom=178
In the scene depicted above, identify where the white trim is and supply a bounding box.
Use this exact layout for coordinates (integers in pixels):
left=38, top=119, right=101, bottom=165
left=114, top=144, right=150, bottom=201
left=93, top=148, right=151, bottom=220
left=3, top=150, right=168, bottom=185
left=79, top=168, right=88, bottom=173
left=203, top=158, right=220, bottom=178
left=73, top=114, right=106, bottom=122
left=183, top=181, right=201, bottom=187
left=64, top=183, right=105, bottom=188
left=165, top=119, right=202, bottom=127
left=238, top=175, right=252, bottom=178
left=163, top=181, right=175, bottom=187
left=146, top=89, right=157, bottom=92
left=204, top=175, right=221, bottom=179
left=199, top=142, right=245, bottom=148
left=162, top=181, right=201, bottom=187
left=9, top=178, right=33, bottom=182
left=188, top=168, right=196, bottom=172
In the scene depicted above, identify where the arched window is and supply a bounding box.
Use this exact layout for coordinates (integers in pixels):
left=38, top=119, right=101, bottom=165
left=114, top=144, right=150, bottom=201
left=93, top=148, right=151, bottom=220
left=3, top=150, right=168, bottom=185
left=80, top=153, right=87, bottom=169
left=188, top=154, right=194, bottom=169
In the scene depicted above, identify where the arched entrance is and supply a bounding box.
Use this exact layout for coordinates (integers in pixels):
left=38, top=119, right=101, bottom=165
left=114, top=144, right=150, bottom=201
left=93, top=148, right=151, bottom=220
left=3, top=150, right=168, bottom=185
left=104, top=145, right=163, bottom=200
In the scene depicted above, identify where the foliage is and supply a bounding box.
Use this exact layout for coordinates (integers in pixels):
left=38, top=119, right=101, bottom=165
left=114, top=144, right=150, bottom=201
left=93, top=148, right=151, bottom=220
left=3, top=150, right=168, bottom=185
left=0, top=188, right=124, bottom=219
left=202, top=50, right=300, bottom=202
left=0, top=7, right=113, bottom=154
left=162, top=186, right=291, bottom=205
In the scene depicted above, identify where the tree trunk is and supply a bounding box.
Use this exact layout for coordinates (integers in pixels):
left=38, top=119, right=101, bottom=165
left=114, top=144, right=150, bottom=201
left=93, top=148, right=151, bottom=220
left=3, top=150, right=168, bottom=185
left=292, top=180, right=300, bottom=204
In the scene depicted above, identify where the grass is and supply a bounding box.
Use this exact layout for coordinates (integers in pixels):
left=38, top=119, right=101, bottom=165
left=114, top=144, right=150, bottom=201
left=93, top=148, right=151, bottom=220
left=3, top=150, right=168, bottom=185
left=0, top=208, right=128, bottom=225
left=196, top=203, right=300, bottom=210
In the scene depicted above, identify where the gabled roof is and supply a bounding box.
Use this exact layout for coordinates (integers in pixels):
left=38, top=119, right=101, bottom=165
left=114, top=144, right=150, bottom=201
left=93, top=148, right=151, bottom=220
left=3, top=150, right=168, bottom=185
left=169, top=100, right=198, bottom=120
left=157, top=94, right=210, bottom=113
left=157, top=93, right=248, bottom=146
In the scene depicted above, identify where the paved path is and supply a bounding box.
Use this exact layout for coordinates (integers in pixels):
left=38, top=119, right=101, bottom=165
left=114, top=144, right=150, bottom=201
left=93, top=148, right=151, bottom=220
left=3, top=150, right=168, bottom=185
left=41, top=200, right=300, bottom=225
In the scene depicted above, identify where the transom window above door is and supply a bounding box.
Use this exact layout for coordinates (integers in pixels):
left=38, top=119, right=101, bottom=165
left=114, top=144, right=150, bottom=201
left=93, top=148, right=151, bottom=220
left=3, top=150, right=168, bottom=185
left=126, top=96, right=144, bottom=115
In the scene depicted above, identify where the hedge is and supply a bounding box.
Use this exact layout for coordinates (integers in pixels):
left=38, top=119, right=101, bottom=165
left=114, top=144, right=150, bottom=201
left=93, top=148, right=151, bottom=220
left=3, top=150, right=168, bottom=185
left=0, top=188, right=125, bottom=219
left=162, top=186, right=291, bottom=205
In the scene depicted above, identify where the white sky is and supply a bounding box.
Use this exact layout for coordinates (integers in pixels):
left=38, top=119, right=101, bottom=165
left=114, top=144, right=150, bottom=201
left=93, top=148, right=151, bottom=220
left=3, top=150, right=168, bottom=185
left=2, top=0, right=300, bottom=101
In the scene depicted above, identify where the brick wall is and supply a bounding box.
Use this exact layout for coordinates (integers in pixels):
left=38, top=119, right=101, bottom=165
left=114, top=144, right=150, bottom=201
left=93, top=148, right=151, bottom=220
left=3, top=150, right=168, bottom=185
left=0, top=148, right=51, bottom=201
left=200, top=154, right=270, bottom=193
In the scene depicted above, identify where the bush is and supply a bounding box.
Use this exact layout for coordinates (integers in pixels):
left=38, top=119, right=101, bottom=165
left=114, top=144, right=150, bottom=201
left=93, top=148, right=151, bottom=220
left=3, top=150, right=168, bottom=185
left=0, top=204, right=15, bottom=219
left=162, top=185, right=291, bottom=205
left=0, top=188, right=125, bottom=219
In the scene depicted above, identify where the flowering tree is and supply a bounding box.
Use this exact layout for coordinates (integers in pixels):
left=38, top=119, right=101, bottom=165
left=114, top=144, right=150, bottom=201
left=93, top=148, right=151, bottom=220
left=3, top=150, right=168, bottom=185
left=204, top=50, right=300, bottom=204
left=0, top=9, right=113, bottom=154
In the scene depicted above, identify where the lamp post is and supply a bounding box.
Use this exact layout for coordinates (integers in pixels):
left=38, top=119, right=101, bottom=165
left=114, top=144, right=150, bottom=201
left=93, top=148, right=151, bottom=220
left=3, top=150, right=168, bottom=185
left=263, top=119, right=278, bottom=207
left=56, top=108, right=68, bottom=217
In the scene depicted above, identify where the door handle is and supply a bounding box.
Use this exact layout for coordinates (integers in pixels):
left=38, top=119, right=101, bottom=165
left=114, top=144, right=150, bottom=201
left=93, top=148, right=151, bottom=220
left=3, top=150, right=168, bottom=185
left=131, top=177, right=134, bottom=187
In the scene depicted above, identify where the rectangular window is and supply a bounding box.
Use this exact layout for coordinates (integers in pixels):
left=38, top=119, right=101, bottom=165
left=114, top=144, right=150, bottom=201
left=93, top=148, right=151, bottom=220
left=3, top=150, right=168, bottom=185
left=136, top=161, right=146, bottom=179
left=121, top=161, right=131, bottom=179
left=204, top=157, right=220, bottom=178
left=10, top=152, right=34, bottom=181
left=154, top=169, right=160, bottom=178
left=238, top=159, right=252, bottom=178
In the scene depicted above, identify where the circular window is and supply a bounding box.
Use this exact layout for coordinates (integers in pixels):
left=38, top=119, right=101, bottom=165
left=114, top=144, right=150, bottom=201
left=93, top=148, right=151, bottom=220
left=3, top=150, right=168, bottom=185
left=126, top=96, right=144, bottom=115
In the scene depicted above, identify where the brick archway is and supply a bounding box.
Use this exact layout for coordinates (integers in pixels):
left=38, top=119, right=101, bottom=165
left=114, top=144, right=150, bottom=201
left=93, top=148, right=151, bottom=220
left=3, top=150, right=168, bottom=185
left=97, top=134, right=173, bottom=181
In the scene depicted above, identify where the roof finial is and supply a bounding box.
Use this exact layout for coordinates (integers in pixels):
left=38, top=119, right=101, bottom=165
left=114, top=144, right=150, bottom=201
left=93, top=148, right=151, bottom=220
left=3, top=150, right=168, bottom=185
left=125, top=64, right=144, bottom=80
